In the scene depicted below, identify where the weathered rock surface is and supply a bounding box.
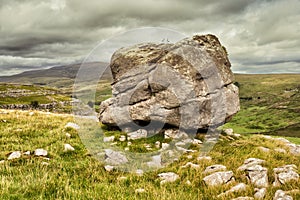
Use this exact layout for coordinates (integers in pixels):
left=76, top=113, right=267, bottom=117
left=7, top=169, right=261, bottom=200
left=99, top=34, right=239, bottom=131
left=238, top=158, right=268, bottom=188
left=204, top=164, right=227, bottom=174
left=203, top=171, right=234, bottom=186
left=104, top=149, right=128, bottom=165
left=34, top=149, right=48, bottom=157
left=274, top=190, right=293, bottom=200
left=254, top=188, right=267, bottom=199
left=127, top=129, right=147, bottom=140
left=7, top=151, right=22, bottom=160
left=273, top=165, right=299, bottom=186
left=158, top=172, right=179, bottom=184
left=217, top=183, right=247, bottom=198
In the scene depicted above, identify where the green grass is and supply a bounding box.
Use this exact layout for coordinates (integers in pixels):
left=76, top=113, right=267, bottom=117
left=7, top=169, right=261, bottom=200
left=0, top=110, right=299, bottom=199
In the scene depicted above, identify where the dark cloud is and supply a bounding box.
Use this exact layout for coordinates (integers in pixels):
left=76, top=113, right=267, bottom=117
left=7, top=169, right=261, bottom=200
left=0, top=0, right=299, bottom=75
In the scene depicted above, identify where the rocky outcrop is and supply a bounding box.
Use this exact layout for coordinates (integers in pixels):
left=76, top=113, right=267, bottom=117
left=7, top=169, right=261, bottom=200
left=99, top=34, right=239, bottom=131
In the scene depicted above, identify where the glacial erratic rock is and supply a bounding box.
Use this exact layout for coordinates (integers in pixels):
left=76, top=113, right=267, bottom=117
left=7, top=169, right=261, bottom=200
left=99, top=34, right=239, bottom=131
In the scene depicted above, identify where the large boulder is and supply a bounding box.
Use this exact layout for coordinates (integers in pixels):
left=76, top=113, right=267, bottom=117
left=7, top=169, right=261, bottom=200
left=99, top=34, right=239, bottom=131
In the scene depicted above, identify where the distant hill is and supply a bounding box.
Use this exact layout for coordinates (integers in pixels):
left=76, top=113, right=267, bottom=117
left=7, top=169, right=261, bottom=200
left=0, top=62, right=112, bottom=89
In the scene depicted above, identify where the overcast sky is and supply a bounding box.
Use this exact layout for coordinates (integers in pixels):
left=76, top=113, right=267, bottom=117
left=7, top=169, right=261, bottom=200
left=0, top=0, right=299, bottom=75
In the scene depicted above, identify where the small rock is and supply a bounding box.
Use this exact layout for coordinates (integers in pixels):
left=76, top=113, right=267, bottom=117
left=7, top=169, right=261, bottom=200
left=182, top=162, right=200, bottom=169
left=119, top=135, right=126, bottom=142
left=197, top=156, right=212, bottom=162
left=192, top=139, right=202, bottom=145
left=41, top=162, right=49, bottom=166
left=254, top=188, right=267, bottom=199
left=204, top=164, right=227, bottom=174
left=234, top=133, right=241, bottom=137
left=144, top=144, right=152, bottom=150
left=104, top=149, right=128, bottom=165
left=135, top=188, right=145, bottom=193
left=186, top=180, right=192, bottom=185
left=29, top=112, right=34, bottom=116
left=135, top=169, right=144, bottom=176
left=65, top=133, right=71, bottom=138
left=127, top=129, right=147, bottom=140
left=64, top=144, right=75, bottom=152
left=34, top=149, right=48, bottom=157
left=246, top=165, right=269, bottom=188
left=232, top=197, right=254, bottom=200
left=147, top=154, right=162, bottom=168
left=224, top=128, right=234, bottom=135
left=186, top=155, right=193, bottom=159
left=217, top=183, right=247, bottom=198
left=103, top=136, right=115, bottom=142
left=0, top=160, right=5, bottom=164
left=274, top=190, right=293, bottom=200
left=124, top=147, right=129, bottom=151
left=164, top=129, right=188, bottom=139
left=274, top=148, right=287, bottom=154
left=127, top=142, right=132, bottom=146
left=158, top=172, right=179, bottom=184
left=23, top=151, right=31, bottom=155
left=155, top=141, right=161, bottom=149
left=117, top=176, right=127, bottom=181
left=161, top=143, right=170, bottom=150
left=7, top=151, right=22, bottom=160
left=65, top=122, right=80, bottom=130
left=203, top=171, right=234, bottom=186
left=273, top=165, right=299, bottom=186
left=237, top=158, right=265, bottom=171
left=104, top=165, right=114, bottom=172
left=257, top=146, right=270, bottom=153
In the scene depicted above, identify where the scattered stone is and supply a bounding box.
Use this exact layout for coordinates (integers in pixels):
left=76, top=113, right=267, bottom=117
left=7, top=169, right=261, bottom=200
left=273, top=165, right=299, bottom=186
left=104, top=149, right=128, bottom=165
left=147, top=154, right=162, bottom=168
left=158, top=172, right=179, bottom=184
left=103, top=136, right=115, bottom=142
left=65, top=122, right=80, bottom=130
left=135, top=169, right=144, bottom=176
left=155, top=141, right=161, bottom=149
left=23, top=151, right=31, bottom=155
left=186, top=155, right=193, bottom=159
left=127, top=142, right=132, bottom=146
left=34, top=149, right=48, bottom=157
left=274, top=190, right=293, bottom=200
left=127, top=129, right=147, bottom=140
left=182, top=162, right=200, bottom=169
left=286, top=143, right=300, bottom=155
left=234, top=133, right=241, bottom=137
left=135, top=188, right=145, bottom=193
left=161, top=143, right=170, bottom=150
left=204, top=164, right=227, bottom=174
left=29, top=112, right=34, bottom=116
left=104, top=165, right=114, bottom=172
left=257, top=146, right=270, bottom=153
left=237, top=158, right=265, bottom=171
left=0, top=160, right=5, bottom=164
left=254, top=188, right=267, bottom=199
left=197, top=156, right=212, bottom=162
left=192, top=139, right=202, bottom=145
left=232, top=197, right=254, bottom=200
left=7, top=151, right=22, bottom=160
left=124, top=147, right=129, bottom=151
left=186, top=180, right=192, bottom=185
left=274, top=148, right=287, bottom=154
left=119, top=135, right=126, bottom=142
left=41, top=162, right=49, bottom=166
left=117, top=176, right=127, bottom=181
left=224, top=128, right=234, bottom=135
left=65, top=133, right=71, bottom=138
left=64, top=144, right=75, bottom=152
left=164, top=129, right=188, bottom=139
left=246, top=165, right=269, bottom=188
left=217, top=183, right=247, bottom=198
left=203, top=171, right=234, bottom=186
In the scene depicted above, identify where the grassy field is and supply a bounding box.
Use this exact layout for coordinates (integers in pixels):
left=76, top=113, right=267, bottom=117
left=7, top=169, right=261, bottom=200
left=0, top=109, right=299, bottom=200
left=223, top=74, right=300, bottom=137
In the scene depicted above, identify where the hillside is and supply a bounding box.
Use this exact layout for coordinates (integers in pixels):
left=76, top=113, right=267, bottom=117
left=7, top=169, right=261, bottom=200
left=0, top=62, right=111, bottom=89
left=0, top=109, right=299, bottom=199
